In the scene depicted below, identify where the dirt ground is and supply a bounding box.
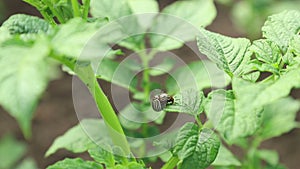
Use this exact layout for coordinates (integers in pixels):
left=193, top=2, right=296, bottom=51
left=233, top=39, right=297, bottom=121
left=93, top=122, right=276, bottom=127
left=0, top=1, right=300, bottom=169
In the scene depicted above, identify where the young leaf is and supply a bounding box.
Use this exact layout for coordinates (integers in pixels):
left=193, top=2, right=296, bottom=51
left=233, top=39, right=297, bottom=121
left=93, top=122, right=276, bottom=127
left=242, top=71, right=260, bottom=82
left=212, top=144, right=241, bottom=166
left=262, top=10, right=300, bottom=51
left=233, top=68, right=300, bottom=111
left=1, top=14, right=52, bottom=35
left=88, top=146, right=115, bottom=168
left=259, top=97, right=300, bottom=140
left=174, top=123, right=220, bottom=169
left=45, top=119, right=111, bottom=157
left=0, top=135, right=26, bottom=169
left=208, top=69, right=300, bottom=142
left=166, top=60, right=230, bottom=94
left=0, top=38, right=51, bottom=138
left=244, top=59, right=280, bottom=75
left=149, top=0, right=216, bottom=51
left=164, top=89, right=205, bottom=116
left=197, top=28, right=252, bottom=77
left=46, top=158, right=103, bottom=169
left=250, top=39, right=281, bottom=64
left=205, top=89, right=262, bottom=143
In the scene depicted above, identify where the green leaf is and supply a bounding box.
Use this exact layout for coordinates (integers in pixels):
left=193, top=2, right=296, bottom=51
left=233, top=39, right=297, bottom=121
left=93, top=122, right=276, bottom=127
left=90, top=0, right=146, bottom=52
left=45, top=119, right=111, bottom=157
left=251, top=39, right=281, bottom=64
left=47, top=158, right=103, bottom=169
left=96, top=59, right=137, bottom=92
left=119, top=103, right=164, bottom=129
left=88, top=146, right=115, bottom=167
left=197, top=28, right=252, bottom=77
left=51, top=18, right=108, bottom=60
left=256, top=149, right=279, bottom=166
left=205, top=89, right=262, bottom=142
left=149, top=58, right=176, bottom=76
left=90, top=0, right=131, bottom=20
left=174, top=123, right=220, bottom=169
left=262, top=10, right=300, bottom=51
left=0, top=135, right=26, bottom=169
left=0, top=38, right=51, bottom=138
left=245, top=60, right=280, bottom=75
left=127, top=0, right=158, bottom=14
left=208, top=69, right=300, bottom=142
left=127, top=0, right=158, bottom=29
left=15, top=158, right=38, bottom=169
left=164, top=89, right=205, bottom=116
left=166, top=60, right=230, bottom=94
left=259, top=97, right=300, bottom=140
left=0, top=27, right=12, bottom=44
left=233, top=69, right=300, bottom=111
left=289, top=35, right=300, bottom=56
left=212, top=144, right=241, bottom=166
left=161, top=0, right=216, bottom=28
left=1, top=14, right=52, bottom=35
left=149, top=0, right=216, bottom=51
left=119, top=117, right=142, bottom=131
left=242, top=71, right=260, bottom=82
left=114, top=162, right=145, bottom=169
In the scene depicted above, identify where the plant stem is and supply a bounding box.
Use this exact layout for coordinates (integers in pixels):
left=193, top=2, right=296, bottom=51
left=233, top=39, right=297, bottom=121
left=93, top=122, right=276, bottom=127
left=243, top=137, right=262, bottom=169
left=140, top=50, right=157, bottom=103
left=75, top=64, right=131, bottom=155
left=195, top=115, right=203, bottom=129
left=40, top=11, right=57, bottom=26
left=140, top=52, right=150, bottom=103
left=82, top=0, right=91, bottom=20
left=22, top=0, right=57, bottom=25
left=50, top=54, right=130, bottom=155
left=41, top=0, right=66, bottom=23
left=71, top=0, right=81, bottom=17
left=161, top=156, right=180, bottom=169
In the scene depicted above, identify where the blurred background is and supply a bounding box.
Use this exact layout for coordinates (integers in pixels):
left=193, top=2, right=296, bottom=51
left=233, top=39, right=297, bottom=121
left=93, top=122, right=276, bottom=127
left=0, top=0, right=300, bottom=168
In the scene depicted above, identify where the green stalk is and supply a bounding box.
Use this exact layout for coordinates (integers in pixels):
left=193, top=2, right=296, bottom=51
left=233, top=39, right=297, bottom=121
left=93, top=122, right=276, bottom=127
left=161, top=156, right=180, bottom=169
left=243, top=137, right=262, bottom=169
left=41, top=0, right=66, bottom=23
left=140, top=50, right=157, bottom=103
left=71, top=0, right=81, bottom=17
left=75, top=65, right=131, bottom=155
left=50, top=54, right=130, bottom=155
left=195, top=115, right=203, bottom=129
left=40, top=11, right=57, bottom=26
left=141, top=53, right=150, bottom=103
left=82, top=0, right=91, bottom=20
left=22, top=0, right=57, bottom=25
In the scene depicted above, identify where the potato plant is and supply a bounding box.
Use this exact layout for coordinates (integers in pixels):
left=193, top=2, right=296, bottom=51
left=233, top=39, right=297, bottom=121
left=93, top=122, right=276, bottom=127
left=0, top=0, right=299, bottom=169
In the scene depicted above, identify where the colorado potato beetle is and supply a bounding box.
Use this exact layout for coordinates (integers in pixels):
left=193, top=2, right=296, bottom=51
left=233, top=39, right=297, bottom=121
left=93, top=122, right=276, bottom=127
left=151, top=92, right=174, bottom=112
